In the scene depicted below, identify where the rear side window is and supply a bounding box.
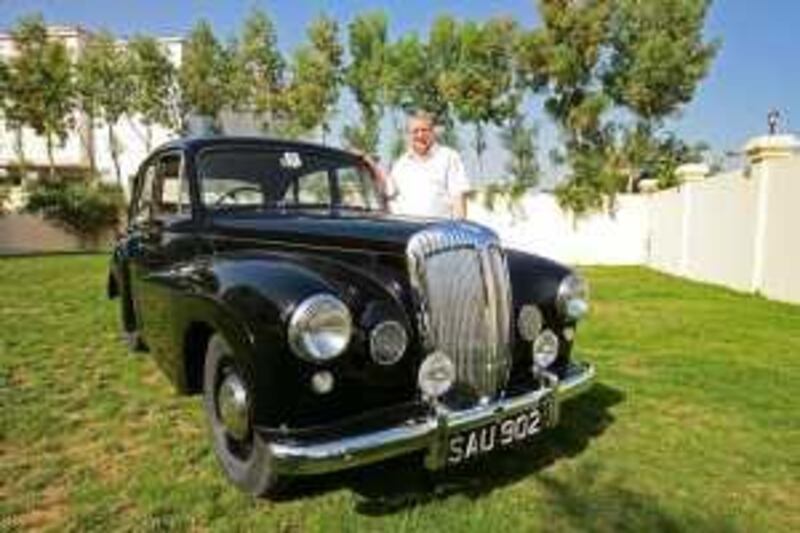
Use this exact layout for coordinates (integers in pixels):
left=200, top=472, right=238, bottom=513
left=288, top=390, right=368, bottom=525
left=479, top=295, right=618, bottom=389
left=131, top=152, right=188, bottom=223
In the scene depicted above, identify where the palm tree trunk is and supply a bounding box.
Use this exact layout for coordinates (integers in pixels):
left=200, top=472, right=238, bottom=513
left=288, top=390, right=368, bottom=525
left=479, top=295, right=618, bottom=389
left=13, top=126, right=26, bottom=179
left=80, top=114, right=96, bottom=179
left=475, top=122, right=486, bottom=178
left=46, top=133, right=56, bottom=181
left=108, top=124, right=122, bottom=187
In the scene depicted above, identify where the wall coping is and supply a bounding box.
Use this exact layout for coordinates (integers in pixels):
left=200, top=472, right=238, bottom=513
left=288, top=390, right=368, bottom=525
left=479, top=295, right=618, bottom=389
left=675, top=163, right=710, bottom=183
left=744, top=134, right=800, bottom=165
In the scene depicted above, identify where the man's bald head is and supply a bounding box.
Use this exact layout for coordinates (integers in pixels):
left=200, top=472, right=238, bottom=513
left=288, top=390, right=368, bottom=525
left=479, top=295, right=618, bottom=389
left=407, top=111, right=437, bottom=157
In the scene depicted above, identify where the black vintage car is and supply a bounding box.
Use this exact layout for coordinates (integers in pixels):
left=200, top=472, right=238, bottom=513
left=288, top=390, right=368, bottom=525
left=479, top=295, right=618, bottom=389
left=108, top=136, right=595, bottom=496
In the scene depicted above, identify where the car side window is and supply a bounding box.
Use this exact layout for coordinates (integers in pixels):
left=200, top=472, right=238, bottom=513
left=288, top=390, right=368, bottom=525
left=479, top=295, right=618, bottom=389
left=132, top=153, right=188, bottom=223
left=154, top=154, right=189, bottom=215
left=132, top=161, right=157, bottom=224
left=338, top=165, right=379, bottom=210
left=285, top=170, right=331, bottom=205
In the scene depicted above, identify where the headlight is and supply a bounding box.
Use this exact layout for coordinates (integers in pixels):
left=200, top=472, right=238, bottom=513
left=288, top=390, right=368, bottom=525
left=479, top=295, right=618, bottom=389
left=288, top=294, right=352, bottom=363
left=557, top=274, right=589, bottom=320
left=517, top=304, right=543, bottom=342
left=418, top=351, right=455, bottom=399
left=532, top=329, right=559, bottom=369
left=370, top=320, right=408, bottom=366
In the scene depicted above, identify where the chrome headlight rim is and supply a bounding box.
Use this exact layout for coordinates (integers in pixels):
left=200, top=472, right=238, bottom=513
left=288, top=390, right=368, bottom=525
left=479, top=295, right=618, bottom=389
left=532, top=329, right=560, bottom=370
left=517, top=304, right=544, bottom=342
left=288, top=293, right=352, bottom=363
left=417, top=350, right=456, bottom=400
left=369, top=319, right=408, bottom=366
left=557, top=273, right=589, bottom=321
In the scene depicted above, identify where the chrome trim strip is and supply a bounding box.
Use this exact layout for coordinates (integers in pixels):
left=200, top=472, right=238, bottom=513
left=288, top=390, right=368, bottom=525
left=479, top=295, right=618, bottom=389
left=267, top=361, right=595, bottom=476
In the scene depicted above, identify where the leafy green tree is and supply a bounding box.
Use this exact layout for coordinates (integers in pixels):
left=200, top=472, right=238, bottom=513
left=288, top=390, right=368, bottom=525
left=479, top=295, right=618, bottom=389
left=440, top=18, right=520, bottom=174
left=7, top=15, right=76, bottom=179
left=180, top=20, right=230, bottom=132
left=128, top=35, right=181, bottom=150
left=501, top=116, right=540, bottom=195
left=75, top=30, right=133, bottom=185
left=282, top=15, right=343, bottom=140
left=517, top=0, right=612, bottom=147
left=603, top=0, right=718, bottom=192
left=230, top=8, right=285, bottom=133
left=427, top=15, right=462, bottom=147
left=343, top=12, right=388, bottom=155
left=384, top=27, right=461, bottom=151
left=604, top=0, right=719, bottom=127
left=483, top=115, right=541, bottom=212
left=518, top=0, right=717, bottom=214
left=384, top=32, right=451, bottom=122
left=619, top=124, right=708, bottom=190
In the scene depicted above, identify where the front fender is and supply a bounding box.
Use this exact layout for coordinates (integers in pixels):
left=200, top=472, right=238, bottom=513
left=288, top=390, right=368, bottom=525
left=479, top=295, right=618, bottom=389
left=167, top=253, right=333, bottom=423
left=505, top=249, right=571, bottom=319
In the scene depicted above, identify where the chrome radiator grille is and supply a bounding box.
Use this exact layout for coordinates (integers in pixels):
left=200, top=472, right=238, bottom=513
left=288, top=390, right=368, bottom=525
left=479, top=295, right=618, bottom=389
left=407, top=222, right=513, bottom=401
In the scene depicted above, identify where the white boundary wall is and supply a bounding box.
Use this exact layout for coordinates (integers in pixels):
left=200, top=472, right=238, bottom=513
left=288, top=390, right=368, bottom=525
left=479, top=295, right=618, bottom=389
left=469, top=193, right=649, bottom=266
left=469, top=135, right=800, bottom=305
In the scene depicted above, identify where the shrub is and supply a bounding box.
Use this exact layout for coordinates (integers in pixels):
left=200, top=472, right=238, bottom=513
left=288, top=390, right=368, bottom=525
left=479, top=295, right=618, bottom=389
left=25, top=180, right=125, bottom=240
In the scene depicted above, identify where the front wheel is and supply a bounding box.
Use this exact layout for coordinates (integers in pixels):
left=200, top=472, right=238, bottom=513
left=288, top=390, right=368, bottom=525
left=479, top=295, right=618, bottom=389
left=202, top=334, right=282, bottom=496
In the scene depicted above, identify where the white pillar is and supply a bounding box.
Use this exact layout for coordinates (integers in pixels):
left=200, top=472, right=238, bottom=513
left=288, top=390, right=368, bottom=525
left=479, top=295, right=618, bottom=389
left=746, top=135, right=800, bottom=292
left=675, top=163, right=709, bottom=276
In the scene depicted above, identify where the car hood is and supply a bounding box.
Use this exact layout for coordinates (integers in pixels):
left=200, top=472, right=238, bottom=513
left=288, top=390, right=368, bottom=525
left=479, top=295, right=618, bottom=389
left=207, top=209, right=438, bottom=255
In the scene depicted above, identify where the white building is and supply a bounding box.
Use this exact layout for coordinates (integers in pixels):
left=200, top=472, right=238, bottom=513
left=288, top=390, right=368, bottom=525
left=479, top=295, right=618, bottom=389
left=0, top=26, right=183, bottom=204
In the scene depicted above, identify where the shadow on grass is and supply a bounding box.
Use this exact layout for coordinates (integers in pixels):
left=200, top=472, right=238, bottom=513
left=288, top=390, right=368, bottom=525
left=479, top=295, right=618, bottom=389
left=280, top=382, right=625, bottom=515
left=532, top=462, right=739, bottom=533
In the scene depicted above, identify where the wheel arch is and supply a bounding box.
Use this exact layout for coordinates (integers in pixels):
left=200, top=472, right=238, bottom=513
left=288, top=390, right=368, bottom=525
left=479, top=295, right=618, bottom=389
left=183, top=321, right=215, bottom=395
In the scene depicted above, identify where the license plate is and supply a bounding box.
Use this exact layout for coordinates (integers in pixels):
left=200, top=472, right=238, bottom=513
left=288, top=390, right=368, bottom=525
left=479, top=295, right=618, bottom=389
left=446, top=403, right=550, bottom=466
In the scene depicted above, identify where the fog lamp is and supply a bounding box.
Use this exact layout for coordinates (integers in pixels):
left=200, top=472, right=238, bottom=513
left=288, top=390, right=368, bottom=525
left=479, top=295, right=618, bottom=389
left=517, top=304, right=543, bottom=342
left=311, top=370, right=334, bottom=395
left=417, top=351, right=455, bottom=399
left=532, top=329, right=560, bottom=370
left=370, top=320, right=408, bottom=366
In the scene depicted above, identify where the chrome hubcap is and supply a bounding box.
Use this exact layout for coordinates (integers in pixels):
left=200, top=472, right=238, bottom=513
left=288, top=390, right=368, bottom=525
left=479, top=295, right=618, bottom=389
left=217, top=372, right=250, bottom=441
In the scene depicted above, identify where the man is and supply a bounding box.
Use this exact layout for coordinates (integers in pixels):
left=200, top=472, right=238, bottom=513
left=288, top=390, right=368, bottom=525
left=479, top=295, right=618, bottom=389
left=382, top=111, right=470, bottom=219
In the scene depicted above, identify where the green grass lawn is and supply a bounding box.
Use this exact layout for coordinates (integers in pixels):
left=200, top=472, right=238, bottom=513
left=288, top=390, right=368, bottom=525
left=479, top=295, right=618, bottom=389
left=1, top=255, right=798, bottom=532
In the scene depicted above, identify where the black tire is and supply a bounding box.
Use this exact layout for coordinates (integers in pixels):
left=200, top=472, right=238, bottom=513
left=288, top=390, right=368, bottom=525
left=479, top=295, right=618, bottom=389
left=202, top=333, right=282, bottom=497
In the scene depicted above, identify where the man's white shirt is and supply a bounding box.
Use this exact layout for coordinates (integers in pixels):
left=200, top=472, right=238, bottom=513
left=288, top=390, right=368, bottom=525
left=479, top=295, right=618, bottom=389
left=387, top=144, right=469, bottom=218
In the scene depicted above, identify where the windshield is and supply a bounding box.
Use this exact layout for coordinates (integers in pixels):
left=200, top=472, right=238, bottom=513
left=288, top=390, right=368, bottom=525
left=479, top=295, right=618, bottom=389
left=197, top=147, right=382, bottom=212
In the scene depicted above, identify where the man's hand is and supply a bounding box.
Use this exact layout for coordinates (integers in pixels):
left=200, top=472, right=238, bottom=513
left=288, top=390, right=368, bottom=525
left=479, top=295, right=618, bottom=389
left=452, top=193, right=468, bottom=219
left=354, top=150, right=396, bottom=209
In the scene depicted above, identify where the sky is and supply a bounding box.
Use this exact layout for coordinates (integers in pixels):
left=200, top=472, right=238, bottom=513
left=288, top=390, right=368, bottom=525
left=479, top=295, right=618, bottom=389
left=1, top=0, right=798, bottom=181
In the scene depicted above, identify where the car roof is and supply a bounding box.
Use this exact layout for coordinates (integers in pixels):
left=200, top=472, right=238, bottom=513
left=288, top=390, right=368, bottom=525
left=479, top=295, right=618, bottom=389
left=153, top=135, right=359, bottom=160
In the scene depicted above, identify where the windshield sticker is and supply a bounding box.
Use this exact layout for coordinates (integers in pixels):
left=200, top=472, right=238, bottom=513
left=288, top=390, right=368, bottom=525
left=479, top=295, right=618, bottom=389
left=280, top=152, right=303, bottom=169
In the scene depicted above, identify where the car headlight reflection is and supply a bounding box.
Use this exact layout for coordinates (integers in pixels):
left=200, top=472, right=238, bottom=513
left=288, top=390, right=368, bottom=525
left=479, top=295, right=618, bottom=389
left=288, top=294, right=352, bottom=363
left=417, top=351, right=455, bottom=399
left=517, top=304, right=543, bottom=342
left=557, top=274, right=589, bottom=321
left=370, top=320, right=408, bottom=366
left=532, top=329, right=559, bottom=369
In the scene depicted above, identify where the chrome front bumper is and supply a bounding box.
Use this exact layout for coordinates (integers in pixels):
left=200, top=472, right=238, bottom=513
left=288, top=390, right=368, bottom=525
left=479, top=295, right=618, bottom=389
left=268, top=361, right=595, bottom=476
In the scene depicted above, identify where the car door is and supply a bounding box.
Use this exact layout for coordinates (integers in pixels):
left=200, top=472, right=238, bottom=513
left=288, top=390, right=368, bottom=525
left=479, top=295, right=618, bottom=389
left=127, top=150, right=197, bottom=354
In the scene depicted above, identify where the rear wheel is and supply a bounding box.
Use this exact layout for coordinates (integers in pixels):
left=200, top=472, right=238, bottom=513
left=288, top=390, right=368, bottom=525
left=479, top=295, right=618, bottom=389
left=202, top=334, right=282, bottom=497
